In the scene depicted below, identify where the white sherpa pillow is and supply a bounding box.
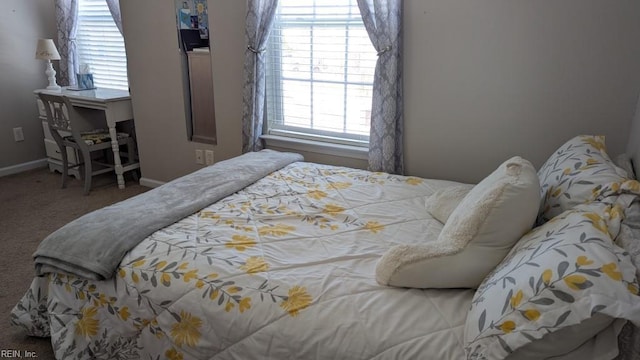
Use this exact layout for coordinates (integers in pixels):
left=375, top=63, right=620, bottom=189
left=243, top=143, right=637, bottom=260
left=426, top=184, right=474, bottom=224
left=376, top=156, right=540, bottom=289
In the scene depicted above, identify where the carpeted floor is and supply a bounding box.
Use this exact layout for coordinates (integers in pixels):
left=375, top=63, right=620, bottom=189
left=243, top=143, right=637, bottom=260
left=0, top=167, right=149, bottom=359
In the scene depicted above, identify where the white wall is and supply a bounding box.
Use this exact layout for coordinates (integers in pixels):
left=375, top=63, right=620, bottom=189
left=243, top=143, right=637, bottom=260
left=120, top=0, right=245, bottom=183
left=404, top=1, right=640, bottom=183
left=122, top=1, right=640, bottom=184
left=0, top=1, right=56, bottom=169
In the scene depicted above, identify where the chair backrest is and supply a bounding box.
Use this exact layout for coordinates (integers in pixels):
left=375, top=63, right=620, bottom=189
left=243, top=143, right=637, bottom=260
left=38, top=93, right=86, bottom=148
left=39, top=93, right=71, bottom=132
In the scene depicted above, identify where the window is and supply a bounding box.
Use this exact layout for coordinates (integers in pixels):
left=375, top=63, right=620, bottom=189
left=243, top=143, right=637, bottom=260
left=76, top=0, right=128, bottom=90
left=266, top=0, right=376, bottom=146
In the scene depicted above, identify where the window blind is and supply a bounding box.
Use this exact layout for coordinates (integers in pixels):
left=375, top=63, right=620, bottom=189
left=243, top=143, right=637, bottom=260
left=77, top=0, right=128, bottom=90
left=266, top=0, right=376, bottom=146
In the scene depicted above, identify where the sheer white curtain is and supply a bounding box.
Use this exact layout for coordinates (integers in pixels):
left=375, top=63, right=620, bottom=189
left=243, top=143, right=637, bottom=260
left=105, top=0, right=123, bottom=35
left=357, top=0, right=404, bottom=174
left=54, top=0, right=79, bottom=86
left=241, top=0, right=279, bottom=153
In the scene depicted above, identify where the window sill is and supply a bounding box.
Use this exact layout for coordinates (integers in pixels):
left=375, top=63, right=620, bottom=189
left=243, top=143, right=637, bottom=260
left=261, top=135, right=368, bottom=160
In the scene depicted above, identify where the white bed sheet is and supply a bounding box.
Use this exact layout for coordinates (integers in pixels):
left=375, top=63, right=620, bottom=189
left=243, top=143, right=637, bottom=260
left=12, top=162, right=475, bottom=359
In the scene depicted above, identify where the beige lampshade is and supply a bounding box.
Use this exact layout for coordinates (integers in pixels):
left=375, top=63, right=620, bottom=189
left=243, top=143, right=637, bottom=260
left=35, top=39, right=61, bottom=60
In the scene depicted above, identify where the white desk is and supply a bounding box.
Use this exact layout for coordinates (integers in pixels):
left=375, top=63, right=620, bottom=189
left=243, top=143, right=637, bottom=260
left=35, top=87, right=140, bottom=189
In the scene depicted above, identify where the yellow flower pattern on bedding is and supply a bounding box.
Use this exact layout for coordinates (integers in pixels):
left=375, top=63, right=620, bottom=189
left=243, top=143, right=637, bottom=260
left=601, top=263, right=622, bottom=281
left=12, top=162, right=440, bottom=359
left=280, top=286, right=313, bottom=317
left=322, top=204, right=345, bottom=215
left=258, top=223, right=296, bottom=237
left=75, top=306, right=99, bottom=338
left=582, top=212, right=608, bottom=235
left=405, top=177, right=423, bottom=185
left=307, top=189, right=328, bottom=200
left=522, top=309, right=540, bottom=321
left=510, top=289, right=523, bottom=308
left=241, top=256, right=270, bottom=275
left=170, top=311, right=202, bottom=347
left=497, top=320, right=515, bottom=333
left=225, top=235, right=257, bottom=251
left=583, top=136, right=606, bottom=152
left=165, top=348, right=183, bottom=360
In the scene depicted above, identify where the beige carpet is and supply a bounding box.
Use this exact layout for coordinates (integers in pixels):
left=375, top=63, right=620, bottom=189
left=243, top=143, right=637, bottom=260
left=0, top=167, right=148, bottom=359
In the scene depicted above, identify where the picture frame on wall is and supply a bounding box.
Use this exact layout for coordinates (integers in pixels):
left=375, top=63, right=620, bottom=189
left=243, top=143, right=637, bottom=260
left=199, top=28, right=208, bottom=39
left=179, top=6, right=191, bottom=29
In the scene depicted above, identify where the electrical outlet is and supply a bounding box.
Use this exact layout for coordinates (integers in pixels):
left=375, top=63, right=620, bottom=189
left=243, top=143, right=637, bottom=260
left=205, top=150, right=214, bottom=165
left=13, top=127, right=24, bottom=142
left=195, top=149, right=204, bottom=164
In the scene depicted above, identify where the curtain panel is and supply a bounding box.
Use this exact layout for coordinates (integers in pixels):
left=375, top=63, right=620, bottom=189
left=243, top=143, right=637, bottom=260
left=105, top=0, right=123, bottom=35
left=357, top=0, right=404, bottom=174
left=241, top=0, right=279, bottom=153
left=54, top=0, right=79, bottom=86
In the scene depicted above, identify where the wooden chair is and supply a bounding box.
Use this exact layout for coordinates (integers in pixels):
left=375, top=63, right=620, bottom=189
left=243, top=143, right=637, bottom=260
left=38, top=93, right=137, bottom=195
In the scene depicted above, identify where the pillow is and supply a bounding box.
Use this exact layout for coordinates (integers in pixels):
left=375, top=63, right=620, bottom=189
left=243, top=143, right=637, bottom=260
left=376, top=156, right=540, bottom=288
left=616, top=199, right=640, bottom=279
left=537, top=135, right=633, bottom=222
left=464, top=202, right=640, bottom=360
left=614, top=200, right=640, bottom=360
left=507, top=314, right=616, bottom=360
left=426, top=184, right=474, bottom=224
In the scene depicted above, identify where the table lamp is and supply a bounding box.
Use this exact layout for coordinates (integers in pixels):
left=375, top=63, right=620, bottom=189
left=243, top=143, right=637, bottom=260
left=35, top=39, right=61, bottom=90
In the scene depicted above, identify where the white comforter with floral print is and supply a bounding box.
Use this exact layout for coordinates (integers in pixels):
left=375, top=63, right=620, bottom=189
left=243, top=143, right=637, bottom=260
left=12, top=162, right=474, bottom=359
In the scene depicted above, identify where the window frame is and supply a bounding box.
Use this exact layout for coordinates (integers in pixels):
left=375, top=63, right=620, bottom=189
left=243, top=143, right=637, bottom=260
left=265, top=3, right=375, bottom=148
left=76, top=0, right=129, bottom=91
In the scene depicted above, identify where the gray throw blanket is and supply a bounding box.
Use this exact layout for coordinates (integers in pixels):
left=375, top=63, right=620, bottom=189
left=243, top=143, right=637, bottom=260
left=33, top=150, right=304, bottom=280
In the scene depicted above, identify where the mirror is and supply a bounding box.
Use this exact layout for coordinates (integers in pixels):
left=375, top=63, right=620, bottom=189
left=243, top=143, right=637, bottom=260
left=175, top=0, right=217, bottom=145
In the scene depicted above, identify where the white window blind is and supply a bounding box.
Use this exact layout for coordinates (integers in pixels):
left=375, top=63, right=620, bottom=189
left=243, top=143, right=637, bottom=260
left=266, top=0, right=376, bottom=146
left=76, top=0, right=128, bottom=90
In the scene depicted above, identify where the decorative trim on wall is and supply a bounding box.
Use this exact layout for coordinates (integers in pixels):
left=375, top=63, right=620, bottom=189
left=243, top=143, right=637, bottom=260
left=0, top=159, right=48, bottom=178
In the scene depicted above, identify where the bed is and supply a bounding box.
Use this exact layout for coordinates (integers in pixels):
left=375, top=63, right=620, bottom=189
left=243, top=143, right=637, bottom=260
left=11, top=138, right=640, bottom=360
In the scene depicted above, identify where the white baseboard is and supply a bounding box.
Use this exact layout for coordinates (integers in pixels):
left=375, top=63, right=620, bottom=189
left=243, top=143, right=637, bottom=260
left=0, top=158, right=48, bottom=177
left=139, top=177, right=166, bottom=188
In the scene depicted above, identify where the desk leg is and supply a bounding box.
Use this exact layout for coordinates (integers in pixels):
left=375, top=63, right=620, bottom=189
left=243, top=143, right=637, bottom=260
left=106, top=114, right=125, bottom=189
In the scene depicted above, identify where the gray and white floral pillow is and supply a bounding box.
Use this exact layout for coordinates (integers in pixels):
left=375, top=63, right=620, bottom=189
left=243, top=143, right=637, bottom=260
left=537, top=135, right=638, bottom=223
left=464, top=202, right=640, bottom=360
